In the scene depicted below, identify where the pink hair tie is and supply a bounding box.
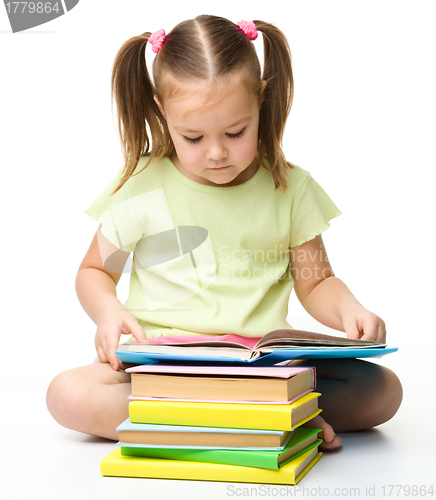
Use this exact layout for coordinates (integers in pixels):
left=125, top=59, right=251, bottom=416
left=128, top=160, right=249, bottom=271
left=149, top=28, right=166, bottom=53
left=237, top=20, right=258, bottom=41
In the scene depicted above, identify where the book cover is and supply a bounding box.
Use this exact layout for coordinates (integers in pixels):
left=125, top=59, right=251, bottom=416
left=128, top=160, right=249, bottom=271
left=126, top=364, right=313, bottom=377
left=126, top=365, right=315, bottom=403
left=100, top=446, right=322, bottom=485
left=119, top=428, right=322, bottom=469
left=121, top=328, right=385, bottom=351
left=117, top=328, right=391, bottom=363
left=125, top=391, right=313, bottom=405
left=115, top=346, right=398, bottom=365
left=129, top=392, right=321, bottom=431
left=116, top=418, right=293, bottom=449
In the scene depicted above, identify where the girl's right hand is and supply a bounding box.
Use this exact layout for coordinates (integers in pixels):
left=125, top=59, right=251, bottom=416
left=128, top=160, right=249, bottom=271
left=95, top=309, right=148, bottom=371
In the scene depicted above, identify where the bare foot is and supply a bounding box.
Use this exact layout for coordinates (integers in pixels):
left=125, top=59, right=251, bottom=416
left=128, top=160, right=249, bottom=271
left=303, top=415, right=342, bottom=451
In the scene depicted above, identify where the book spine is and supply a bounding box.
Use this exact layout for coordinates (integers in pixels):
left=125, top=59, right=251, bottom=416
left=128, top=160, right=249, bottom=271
left=120, top=446, right=279, bottom=469
left=101, top=448, right=323, bottom=485
left=129, top=400, right=295, bottom=430
left=128, top=393, right=319, bottom=431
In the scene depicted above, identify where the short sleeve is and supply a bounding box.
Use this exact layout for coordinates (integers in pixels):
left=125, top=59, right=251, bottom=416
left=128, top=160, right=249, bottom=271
left=84, top=168, right=143, bottom=253
left=289, top=174, right=342, bottom=248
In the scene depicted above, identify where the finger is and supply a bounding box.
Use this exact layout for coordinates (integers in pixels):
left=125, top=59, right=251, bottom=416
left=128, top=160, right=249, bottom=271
left=131, top=326, right=148, bottom=344
left=96, top=344, right=108, bottom=364
left=359, top=327, right=378, bottom=342
left=106, top=335, right=121, bottom=371
left=122, top=315, right=148, bottom=344
left=109, top=353, right=120, bottom=372
left=378, top=323, right=387, bottom=344
left=95, top=332, right=108, bottom=362
left=344, top=321, right=360, bottom=340
left=361, top=315, right=382, bottom=341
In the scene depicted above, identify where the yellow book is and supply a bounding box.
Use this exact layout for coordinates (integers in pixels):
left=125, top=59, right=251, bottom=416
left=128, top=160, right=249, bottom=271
left=129, top=392, right=321, bottom=431
left=101, top=446, right=322, bottom=485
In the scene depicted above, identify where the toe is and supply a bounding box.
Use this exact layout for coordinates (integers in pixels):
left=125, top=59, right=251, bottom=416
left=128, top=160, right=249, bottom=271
left=319, top=434, right=342, bottom=451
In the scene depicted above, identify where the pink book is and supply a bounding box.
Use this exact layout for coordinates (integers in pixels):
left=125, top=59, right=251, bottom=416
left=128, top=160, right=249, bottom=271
left=132, top=334, right=261, bottom=349
left=125, top=365, right=316, bottom=404
left=125, top=365, right=311, bottom=377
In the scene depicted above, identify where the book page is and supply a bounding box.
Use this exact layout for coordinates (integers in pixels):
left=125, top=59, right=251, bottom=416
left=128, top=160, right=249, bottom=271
left=255, top=329, right=385, bottom=349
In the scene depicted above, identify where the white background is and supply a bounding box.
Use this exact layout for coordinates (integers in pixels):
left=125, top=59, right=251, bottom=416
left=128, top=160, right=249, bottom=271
left=1, top=1, right=435, bottom=499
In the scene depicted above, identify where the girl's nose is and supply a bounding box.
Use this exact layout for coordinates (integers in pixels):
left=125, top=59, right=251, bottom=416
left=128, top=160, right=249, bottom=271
left=206, top=140, right=228, bottom=161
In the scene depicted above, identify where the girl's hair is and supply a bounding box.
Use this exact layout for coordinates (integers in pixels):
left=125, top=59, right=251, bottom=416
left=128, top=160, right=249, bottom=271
left=110, top=14, right=293, bottom=195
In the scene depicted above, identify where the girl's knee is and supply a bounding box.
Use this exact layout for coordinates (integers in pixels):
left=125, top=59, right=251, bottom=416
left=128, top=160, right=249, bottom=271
left=380, top=367, right=403, bottom=420
left=366, top=365, right=403, bottom=427
left=47, top=370, right=74, bottom=426
left=46, top=367, right=93, bottom=430
left=46, top=363, right=131, bottom=430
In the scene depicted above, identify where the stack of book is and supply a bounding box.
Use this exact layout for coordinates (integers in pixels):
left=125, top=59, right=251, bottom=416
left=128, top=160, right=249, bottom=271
left=100, top=364, right=323, bottom=485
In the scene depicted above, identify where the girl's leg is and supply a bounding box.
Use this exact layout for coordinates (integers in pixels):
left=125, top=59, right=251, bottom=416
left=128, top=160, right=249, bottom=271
left=292, top=358, right=403, bottom=449
left=46, top=361, right=132, bottom=441
left=47, top=358, right=402, bottom=449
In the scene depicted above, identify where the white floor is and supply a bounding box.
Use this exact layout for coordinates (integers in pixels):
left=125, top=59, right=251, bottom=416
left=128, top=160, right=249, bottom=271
left=3, top=341, right=435, bottom=500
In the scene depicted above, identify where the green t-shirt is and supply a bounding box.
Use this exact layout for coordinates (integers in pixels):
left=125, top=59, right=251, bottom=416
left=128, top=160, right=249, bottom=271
left=85, top=156, right=341, bottom=339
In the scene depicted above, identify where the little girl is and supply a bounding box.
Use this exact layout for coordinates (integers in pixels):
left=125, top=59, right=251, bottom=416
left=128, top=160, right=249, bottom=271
left=46, top=15, right=402, bottom=450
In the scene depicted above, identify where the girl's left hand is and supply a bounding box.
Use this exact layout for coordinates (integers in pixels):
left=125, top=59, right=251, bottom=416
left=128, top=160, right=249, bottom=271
left=341, top=303, right=386, bottom=343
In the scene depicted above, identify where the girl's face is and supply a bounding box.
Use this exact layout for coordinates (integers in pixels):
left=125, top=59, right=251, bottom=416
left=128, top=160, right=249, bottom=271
left=156, top=77, right=265, bottom=187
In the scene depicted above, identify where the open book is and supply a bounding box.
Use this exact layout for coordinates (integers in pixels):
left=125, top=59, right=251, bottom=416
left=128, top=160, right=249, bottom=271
left=117, top=328, right=389, bottom=362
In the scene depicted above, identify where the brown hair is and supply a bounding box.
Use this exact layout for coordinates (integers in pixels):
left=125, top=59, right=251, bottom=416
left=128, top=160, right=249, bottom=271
left=110, top=15, right=294, bottom=195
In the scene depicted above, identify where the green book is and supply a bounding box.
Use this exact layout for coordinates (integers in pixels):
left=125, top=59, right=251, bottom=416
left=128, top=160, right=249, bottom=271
left=120, top=427, right=321, bottom=470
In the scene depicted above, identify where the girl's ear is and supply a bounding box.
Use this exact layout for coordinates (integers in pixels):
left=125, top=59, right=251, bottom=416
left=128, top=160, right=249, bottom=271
left=154, top=95, right=166, bottom=119
left=258, top=80, right=267, bottom=107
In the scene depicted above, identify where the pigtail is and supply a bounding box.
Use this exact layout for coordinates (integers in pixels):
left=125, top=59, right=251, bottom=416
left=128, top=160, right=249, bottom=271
left=254, top=21, right=294, bottom=193
left=110, top=33, right=173, bottom=195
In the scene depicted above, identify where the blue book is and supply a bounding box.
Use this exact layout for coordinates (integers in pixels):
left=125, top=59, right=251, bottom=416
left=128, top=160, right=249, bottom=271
left=116, top=418, right=294, bottom=450
left=116, top=346, right=398, bottom=365
left=116, top=328, right=398, bottom=365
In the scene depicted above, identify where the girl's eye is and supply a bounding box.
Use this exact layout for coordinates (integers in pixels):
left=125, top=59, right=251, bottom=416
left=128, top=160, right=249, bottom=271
left=182, top=127, right=246, bottom=144
left=183, top=136, right=202, bottom=144
left=227, top=127, right=246, bottom=139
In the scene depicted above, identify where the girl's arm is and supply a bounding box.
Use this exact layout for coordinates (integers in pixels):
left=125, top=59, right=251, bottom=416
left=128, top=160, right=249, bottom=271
left=290, top=235, right=386, bottom=343
left=75, top=225, right=147, bottom=370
